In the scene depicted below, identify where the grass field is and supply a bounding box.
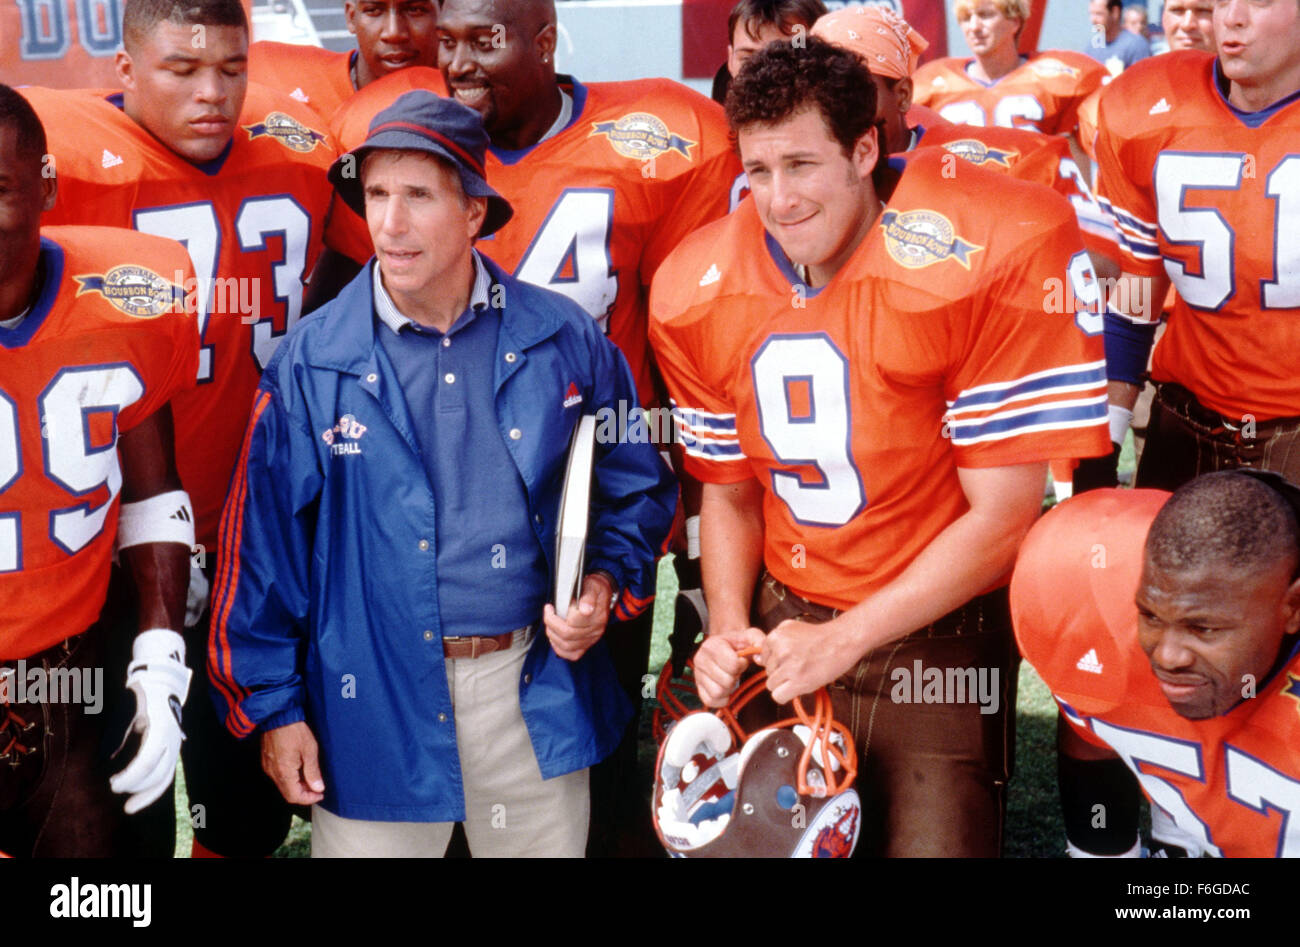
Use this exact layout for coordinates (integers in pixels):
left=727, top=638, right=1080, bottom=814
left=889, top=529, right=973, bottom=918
left=175, top=443, right=1141, bottom=858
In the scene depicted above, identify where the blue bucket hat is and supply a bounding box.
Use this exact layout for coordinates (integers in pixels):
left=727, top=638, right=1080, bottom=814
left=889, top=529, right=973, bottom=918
left=328, top=91, right=513, bottom=238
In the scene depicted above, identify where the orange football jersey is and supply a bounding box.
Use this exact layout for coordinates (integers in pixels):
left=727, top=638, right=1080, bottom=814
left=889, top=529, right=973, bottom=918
left=912, top=50, right=1106, bottom=137
left=330, top=75, right=743, bottom=406
left=1094, top=51, right=1300, bottom=421
left=1076, top=85, right=1103, bottom=162
left=24, top=84, right=336, bottom=548
left=1012, top=488, right=1300, bottom=858
left=0, top=227, right=198, bottom=659
left=649, top=149, right=1110, bottom=611
left=248, top=41, right=357, bottom=124
left=911, top=113, right=1118, bottom=262
left=327, top=65, right=448, bottom=152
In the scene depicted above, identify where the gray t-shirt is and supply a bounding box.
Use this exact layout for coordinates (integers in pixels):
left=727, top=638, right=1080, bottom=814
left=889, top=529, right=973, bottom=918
left=1085, top=27, right=1151, bottom=74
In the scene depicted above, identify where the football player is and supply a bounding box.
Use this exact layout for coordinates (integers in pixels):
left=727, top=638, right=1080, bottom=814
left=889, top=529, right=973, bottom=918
left=911, top=0, right=1106, bottom=142
left=649, top=38, right=1109, bottom=856
left=1092, top=0, right=1300, bottom=492
left=22, top=0, right=337, bottom=857
left=0, top=85, right=200, bottom=856
left=1011, top=472, right=1300, bottom=858
left=712, top=0, right=829, bottom=105
left=248, top=0, right=444, bottom=124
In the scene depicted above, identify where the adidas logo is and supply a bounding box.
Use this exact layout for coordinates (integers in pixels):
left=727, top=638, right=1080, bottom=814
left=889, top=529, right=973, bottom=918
left=563, top=381, right=583, bottom=408
left=170, top=506, right=192, bottom=522
left=1076, top=649, right=1103, bottom=674
left=101, top=149, right=123, bottom=169
left=699, top=263, right=720, bottom=287
left=1148, top=98, right=1171, bottom=115
left=290, top=87, right=310, bottom=103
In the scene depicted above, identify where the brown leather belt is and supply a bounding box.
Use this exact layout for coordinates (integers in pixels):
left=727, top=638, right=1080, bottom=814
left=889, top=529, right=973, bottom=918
left=442, top=625, right=532, bottom=659
left=1156, top=382, right=1300, bottom=442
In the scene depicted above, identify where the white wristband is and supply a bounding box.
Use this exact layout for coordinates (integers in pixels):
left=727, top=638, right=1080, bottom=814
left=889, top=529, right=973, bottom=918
left=1108, top=404, right=1134, bottom=447
left=685, top=515, right=701, bottom=560
left=116, top=490, right=195, bottom=550
left=131, top=627, right=187, bottom=665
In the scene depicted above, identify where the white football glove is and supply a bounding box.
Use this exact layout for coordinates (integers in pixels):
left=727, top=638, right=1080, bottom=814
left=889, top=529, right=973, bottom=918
left=185, top=559, right=210, bottom=628
left=110, top=629, right=192, bottom=814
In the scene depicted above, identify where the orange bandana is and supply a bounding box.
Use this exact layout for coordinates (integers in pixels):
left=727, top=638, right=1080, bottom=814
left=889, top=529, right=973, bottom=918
left=812, top=5, right=930, bottom=79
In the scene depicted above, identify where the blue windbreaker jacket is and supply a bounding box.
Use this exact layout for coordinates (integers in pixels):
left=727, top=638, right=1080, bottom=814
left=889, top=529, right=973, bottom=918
left=208, top=258, right=676, bottom=821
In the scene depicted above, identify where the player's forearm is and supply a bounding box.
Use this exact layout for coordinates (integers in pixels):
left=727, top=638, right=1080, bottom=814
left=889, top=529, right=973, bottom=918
left=1111, top=268, right=1169, bottom=324
left=700, top=479, right=765, bottom=635
left=120, top=543, right=189, bottom=632
left=831, top=463, right=1046, bottom=658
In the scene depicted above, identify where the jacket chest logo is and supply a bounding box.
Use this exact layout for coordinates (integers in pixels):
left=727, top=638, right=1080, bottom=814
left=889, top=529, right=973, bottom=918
left=322, top=413, right=367, bottom=455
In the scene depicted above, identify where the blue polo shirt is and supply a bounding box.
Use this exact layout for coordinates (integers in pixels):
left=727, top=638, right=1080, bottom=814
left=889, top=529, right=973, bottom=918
left=373, top=253, right=548, bottom=636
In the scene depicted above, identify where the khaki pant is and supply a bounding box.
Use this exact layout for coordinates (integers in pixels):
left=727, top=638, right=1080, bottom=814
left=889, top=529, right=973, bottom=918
left=312, top=632, right=589, bottom=858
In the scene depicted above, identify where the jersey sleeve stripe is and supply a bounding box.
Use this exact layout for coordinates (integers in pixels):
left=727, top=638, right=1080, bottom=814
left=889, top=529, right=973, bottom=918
left=948, top=361, right=1107, bottom=413
left=671, top=402, right=738, bottom=433
left=949, top=399, right=1108, bottom=445
left=681, top=439, right=746, bottom=460
left=1099, top=199, right=1158, bottom=239
left=1116, top=232, right=1162, bottom=260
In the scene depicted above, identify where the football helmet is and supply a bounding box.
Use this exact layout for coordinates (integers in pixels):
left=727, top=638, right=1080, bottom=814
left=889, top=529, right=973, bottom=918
left=652, top=650, right=860, bottom=858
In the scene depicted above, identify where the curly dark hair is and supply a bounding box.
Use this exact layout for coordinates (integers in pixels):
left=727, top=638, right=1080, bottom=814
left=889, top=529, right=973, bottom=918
left=725, top=35, right=878, bottom=158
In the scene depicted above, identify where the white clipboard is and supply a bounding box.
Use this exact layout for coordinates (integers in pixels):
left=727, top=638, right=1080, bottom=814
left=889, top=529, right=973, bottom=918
left=554, top=414, right=597, bottom=619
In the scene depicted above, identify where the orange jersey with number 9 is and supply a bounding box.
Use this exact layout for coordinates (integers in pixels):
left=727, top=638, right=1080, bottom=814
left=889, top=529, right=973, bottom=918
left=650, top=150, right=1109, bottom=611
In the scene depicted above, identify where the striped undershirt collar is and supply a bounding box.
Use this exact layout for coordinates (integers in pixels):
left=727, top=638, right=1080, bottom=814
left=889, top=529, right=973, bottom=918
left=373, top=249, right=492, bottom=334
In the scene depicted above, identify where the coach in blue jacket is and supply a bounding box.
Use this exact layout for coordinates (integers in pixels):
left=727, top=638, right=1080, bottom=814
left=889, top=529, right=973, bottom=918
left=208, top=92, right=676, bottom=857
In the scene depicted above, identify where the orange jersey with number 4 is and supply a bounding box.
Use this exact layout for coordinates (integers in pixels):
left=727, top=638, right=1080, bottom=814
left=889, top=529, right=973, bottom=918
left=0, top=228, right=198, bottom=659
left=650, top=150, right=1109, bottom=611
left=24, top=84, right=336, bottom=547
left=330, top=75, right=743, bottom=406
left=912, top=51, right=1106, bottom=136
left=1012, top=488, right=1300, bottom=858
left=1094, top=51, right=1300, bottom=420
